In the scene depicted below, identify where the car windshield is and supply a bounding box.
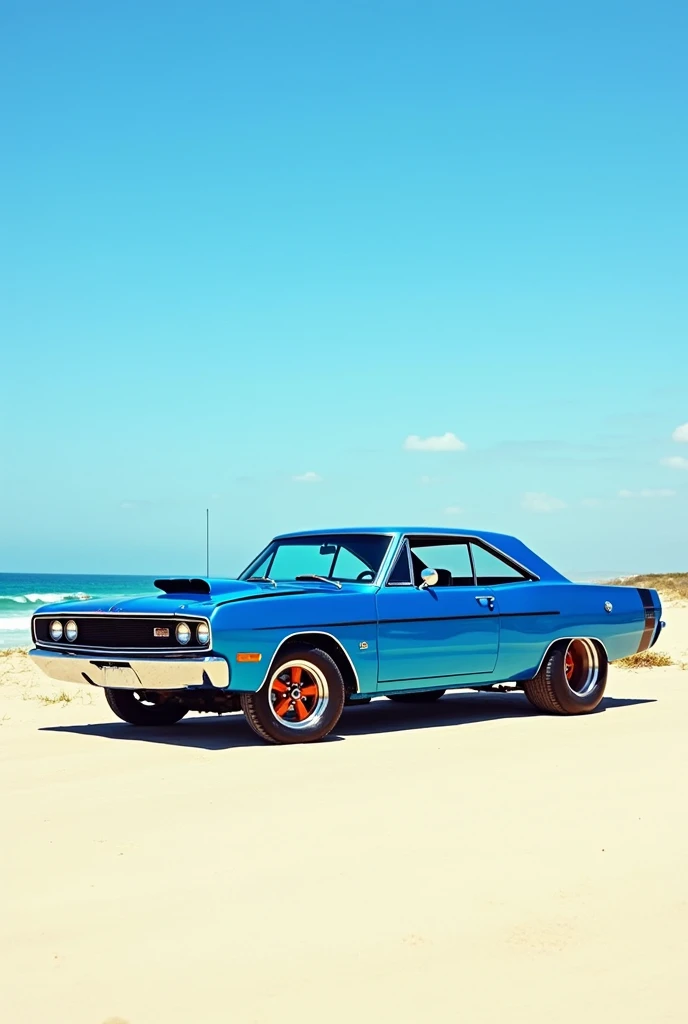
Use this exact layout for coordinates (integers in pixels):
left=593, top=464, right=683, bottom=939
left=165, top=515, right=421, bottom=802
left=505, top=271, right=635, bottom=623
left=240, top=534, right=392, bottom=584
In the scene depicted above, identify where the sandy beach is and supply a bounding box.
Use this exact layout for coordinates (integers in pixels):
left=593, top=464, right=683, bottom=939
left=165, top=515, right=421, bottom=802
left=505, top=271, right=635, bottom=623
left=1, top=603, right=687, bottom=1024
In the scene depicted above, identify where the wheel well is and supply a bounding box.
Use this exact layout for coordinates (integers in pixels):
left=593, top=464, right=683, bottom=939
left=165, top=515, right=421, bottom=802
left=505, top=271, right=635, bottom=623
left=276, top=633, right=359, bottom=695
left=533, top=636, right=609, bottom=677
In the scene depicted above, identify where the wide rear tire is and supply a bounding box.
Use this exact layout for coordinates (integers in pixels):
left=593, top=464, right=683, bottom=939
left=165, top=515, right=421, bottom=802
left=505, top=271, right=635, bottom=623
left=104, top=688, right=188, bottom=726
left=240, top=647, right=345, bottom=744
left=524, top=639, right=607, bottom=714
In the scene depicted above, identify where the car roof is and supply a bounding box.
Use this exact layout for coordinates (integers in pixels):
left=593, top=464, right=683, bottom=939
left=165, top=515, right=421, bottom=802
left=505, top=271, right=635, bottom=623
left=276, top=526, right=503, bottom=538
left=272, top=527, right=569, bottom=582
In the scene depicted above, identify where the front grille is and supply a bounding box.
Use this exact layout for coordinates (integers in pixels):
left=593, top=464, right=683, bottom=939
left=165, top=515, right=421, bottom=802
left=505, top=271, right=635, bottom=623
left=33, top=615, right=210, bottom=653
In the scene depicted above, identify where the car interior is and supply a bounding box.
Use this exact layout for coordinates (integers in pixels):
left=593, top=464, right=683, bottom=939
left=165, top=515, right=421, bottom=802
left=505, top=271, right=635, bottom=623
left=392, top=538, right=531, bottom=588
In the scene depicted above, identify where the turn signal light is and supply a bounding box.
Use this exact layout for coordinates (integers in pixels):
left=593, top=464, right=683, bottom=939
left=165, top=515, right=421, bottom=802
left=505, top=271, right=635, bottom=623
left=236, top=652, right=262, bottom=663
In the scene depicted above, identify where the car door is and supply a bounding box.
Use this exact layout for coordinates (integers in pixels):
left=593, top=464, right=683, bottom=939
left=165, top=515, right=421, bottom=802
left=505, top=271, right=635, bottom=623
left=375, top=536, right=500, bottom=686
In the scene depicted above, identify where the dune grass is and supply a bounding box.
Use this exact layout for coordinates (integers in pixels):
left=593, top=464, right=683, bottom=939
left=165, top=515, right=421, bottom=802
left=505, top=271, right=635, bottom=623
left=0, top=647, right=29, bottom=658
left=615, top=650, right=674, bottom=669
left=35, top=689, right=77, bottom=705
left=608, top=573, right=688, bottom=601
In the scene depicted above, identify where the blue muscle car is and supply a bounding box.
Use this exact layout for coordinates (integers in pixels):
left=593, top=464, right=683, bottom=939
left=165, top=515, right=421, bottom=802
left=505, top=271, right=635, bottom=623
left=29, top=527, right=664, bottom=744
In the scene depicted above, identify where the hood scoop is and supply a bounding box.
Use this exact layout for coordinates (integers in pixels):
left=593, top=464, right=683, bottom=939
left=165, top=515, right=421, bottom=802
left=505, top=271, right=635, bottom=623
left=152, top=577, right=306, bottom=602
left=153, top=578, right=253, bottom=597
left=154, top=578, right=212, bottom=595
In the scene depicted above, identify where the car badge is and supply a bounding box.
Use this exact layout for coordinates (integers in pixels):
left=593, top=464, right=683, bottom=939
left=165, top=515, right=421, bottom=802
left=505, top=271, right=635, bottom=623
left=604, top=601, right=613, bottom=613
left=359, top=641, right=369, bottom=650
left=154, top=627, right=170, bottom=637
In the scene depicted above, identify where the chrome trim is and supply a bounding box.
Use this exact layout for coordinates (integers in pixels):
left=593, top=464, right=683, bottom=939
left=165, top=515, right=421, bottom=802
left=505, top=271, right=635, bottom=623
left=29, top=649, right=229, bottom=690
left=31, top=612, right=212, bottom=655
left=33, top=644, right=211, bottom=656
left=379, top=533, right=539, bottom=588
left=259, top=631, right=362, bottom=693
left=295, top=575, right=342, bottom=589
left=565, top=638, right=600, bottom=697
left=373, top=533, right=403, bottom=586
left=533, top=636, right=609, bottom=678
left=385, top=539, right=414, bottom=587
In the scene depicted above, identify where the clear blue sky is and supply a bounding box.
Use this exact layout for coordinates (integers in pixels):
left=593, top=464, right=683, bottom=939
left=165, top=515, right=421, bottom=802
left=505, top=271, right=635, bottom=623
left=2, top=0, right=687, bottom=578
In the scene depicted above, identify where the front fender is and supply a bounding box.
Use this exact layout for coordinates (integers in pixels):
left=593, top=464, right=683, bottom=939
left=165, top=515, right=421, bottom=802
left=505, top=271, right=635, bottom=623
left=209, top=594, right=379, bottom=693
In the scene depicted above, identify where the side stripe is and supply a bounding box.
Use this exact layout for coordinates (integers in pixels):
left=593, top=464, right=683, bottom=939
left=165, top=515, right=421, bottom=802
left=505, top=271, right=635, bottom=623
left=251, top=610, right=561, bottom=631
left=636, top=589, right=657, bottom=652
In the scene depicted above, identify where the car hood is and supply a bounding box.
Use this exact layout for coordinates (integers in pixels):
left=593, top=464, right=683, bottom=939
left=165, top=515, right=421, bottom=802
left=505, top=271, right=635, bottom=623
left=32, top=578, right=369, bottom=618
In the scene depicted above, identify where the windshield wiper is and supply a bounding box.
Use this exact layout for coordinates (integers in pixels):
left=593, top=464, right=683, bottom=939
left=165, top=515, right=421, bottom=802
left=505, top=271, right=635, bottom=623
left=295, top=574, right=342, bottom=589
left=248, top=575, right=277, bottom=587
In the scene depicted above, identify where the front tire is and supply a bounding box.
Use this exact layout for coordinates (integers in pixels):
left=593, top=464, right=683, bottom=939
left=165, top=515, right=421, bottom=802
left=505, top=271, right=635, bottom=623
left=240, top=647, right=345, bottom=744
left=387, top=689, right=446, bottom=704
left=104, top=688, right=188, bottom=726
left=524, top=639, right=607, bottom=714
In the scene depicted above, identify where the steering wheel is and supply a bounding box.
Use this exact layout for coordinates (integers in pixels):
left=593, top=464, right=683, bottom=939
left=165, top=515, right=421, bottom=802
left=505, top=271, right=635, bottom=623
left=356, top=570, right=376, bottom=582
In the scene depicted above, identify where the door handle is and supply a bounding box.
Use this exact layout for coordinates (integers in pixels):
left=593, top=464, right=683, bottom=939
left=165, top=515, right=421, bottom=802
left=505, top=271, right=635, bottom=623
left=476, top=595, right=495, bottom=611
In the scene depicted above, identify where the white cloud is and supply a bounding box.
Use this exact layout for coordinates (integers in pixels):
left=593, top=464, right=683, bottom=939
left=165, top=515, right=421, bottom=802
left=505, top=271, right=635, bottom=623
left=403, top=432, right=467, bottom=452
left=619, top=488, right=676, bottom=499
left=660, top=456, right=688, bottom=471
left=521, top=492, right=566, bottom=513
left=443, top=506, right=464, bottom=516
left=672, top=422, right=688, bottom=443
left=292, top=471, right=322, bottom=483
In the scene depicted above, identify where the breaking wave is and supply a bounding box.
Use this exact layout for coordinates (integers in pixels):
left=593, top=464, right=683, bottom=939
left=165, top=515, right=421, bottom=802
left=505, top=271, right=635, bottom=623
left=0, top=592, right=92, bottom=607
left=0, top=616, right=31, bottom=631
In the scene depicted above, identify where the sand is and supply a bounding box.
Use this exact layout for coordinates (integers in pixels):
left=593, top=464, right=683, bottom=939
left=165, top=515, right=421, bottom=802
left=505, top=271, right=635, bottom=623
left=1, top=605, right=687, bottom=1024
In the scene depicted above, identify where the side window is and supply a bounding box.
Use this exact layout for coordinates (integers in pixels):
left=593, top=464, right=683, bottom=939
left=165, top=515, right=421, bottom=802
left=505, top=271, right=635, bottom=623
left=408, top=539, right=474, bottom=587
left=471, top=544, right=528, bottom=586
left=387, top=543, right=412, bottom=585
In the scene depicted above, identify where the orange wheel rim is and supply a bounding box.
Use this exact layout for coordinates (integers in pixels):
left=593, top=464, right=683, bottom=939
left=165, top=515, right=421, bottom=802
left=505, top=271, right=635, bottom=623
left=565, top=651, right=574, bottom=680
left=268, top=661, right=328, bottom=730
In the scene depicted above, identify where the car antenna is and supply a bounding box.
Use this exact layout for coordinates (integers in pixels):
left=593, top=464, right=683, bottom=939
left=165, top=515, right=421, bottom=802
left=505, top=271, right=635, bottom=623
left=206, top=508, right=210, bottom=578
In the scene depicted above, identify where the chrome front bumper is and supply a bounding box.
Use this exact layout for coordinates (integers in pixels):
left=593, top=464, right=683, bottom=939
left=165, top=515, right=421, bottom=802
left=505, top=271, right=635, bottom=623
left=29, top=649, right=230, bottom=691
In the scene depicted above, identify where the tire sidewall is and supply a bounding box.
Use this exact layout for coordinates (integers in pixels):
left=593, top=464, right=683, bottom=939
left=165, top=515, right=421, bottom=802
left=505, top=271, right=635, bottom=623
left=249, top=647, right=345, bottom=743
left=546, top=646, right=607, bottom=713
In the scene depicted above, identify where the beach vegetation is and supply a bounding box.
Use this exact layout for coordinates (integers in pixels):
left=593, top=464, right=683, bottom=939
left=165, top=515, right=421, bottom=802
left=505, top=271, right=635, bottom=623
left=608, top=574, right=688, bottom=601
left=615, top=650, right=674, bottom=669
left=36, top=689, right=77, bottom=705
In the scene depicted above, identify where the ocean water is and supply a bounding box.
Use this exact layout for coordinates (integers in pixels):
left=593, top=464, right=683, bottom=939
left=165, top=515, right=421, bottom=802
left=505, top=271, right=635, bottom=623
left=0, top=573, right=158, bottom=649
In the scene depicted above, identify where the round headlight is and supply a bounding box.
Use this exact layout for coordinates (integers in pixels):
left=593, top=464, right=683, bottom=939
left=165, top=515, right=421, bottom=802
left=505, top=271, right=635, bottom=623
left=50, top=620, right=63, bottom=641
left=65, top=620, right=78, bottom=642
left=196, top=622, right=210, bottom=645
left=176, top=622, right=191, bottom=645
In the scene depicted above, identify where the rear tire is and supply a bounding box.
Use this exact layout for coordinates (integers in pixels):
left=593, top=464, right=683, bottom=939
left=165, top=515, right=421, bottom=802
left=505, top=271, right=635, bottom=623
left=240, top=647, right=345, bottom=744
left=104, top=688, right=188, bottom=726
left=524, top=639, right=607, bottom=715
left=387, top=689, right=446, bottom=704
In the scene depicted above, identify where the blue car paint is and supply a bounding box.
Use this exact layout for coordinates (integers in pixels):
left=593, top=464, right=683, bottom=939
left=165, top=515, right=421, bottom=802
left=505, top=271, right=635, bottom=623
left=33, top=527, right=662, bottom=695
left=375, top=586, right=500, bottom=682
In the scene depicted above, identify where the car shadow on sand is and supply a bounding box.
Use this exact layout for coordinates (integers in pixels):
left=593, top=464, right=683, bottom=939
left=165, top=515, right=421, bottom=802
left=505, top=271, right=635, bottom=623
left=40, top=692, right=655, bottom=752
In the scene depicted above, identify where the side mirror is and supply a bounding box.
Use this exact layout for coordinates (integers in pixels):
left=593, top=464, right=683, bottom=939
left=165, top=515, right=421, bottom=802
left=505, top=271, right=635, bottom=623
left=419, top=567, right=439, bottom=589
